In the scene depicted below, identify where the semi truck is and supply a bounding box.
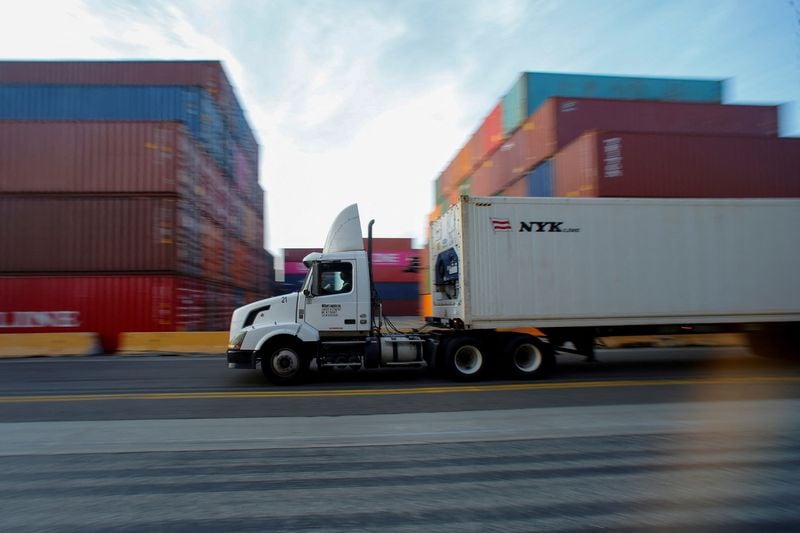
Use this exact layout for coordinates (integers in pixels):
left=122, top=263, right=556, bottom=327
left=227, top=196, right=800, bottom=384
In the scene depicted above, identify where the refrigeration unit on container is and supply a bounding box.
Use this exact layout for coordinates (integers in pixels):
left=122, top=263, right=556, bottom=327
left=0, top=274, right=233, bottom=352
left=501, top=72, right=724, bottom=136
left=552, top=131, right=800, bottom=198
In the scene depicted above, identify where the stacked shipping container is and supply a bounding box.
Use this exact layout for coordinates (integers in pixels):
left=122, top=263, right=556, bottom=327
left=430, top=71, right=797, bottom=314
left=0, top=61, right=270, bottom=351
left=283, top=239, right=422, bottom=316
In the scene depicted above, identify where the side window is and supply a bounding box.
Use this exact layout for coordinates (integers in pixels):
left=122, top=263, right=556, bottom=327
left=313, top=262, right=353, bottom=296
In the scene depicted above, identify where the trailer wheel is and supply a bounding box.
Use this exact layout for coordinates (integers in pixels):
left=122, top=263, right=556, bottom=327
left=262, top=342, right=307, bottom=385
left=504, top=335, right=554, bottom=379
left=445, top=336, right=485, bottom=381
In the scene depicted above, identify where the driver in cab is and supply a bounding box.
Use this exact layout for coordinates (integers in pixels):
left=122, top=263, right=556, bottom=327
left=321, top=269, right=352, bottom=295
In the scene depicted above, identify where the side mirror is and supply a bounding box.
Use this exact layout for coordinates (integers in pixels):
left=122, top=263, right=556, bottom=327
left=303, top=289, right=311, bottom=297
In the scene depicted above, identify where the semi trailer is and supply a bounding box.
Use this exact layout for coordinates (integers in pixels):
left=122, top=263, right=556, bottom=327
left=227, top=196, right=800, bottom=384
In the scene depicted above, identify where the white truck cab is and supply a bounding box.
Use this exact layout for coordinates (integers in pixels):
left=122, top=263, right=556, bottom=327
left=227, top=204, right=431, bottom=383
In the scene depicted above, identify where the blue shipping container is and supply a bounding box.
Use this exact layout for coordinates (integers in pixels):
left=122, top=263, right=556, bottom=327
left=0, top=85, right=231, bottom=175
left=526, top=160, right=553, bottom=197
left=375, top=282, right=419, bottom=301
left=282, top=273, right=307, bottom=293
left=502, top=72, right=724, bottom=136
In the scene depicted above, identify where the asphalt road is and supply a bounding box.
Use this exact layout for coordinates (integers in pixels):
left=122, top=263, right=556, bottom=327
left=1, top=346, right=799, bottom=531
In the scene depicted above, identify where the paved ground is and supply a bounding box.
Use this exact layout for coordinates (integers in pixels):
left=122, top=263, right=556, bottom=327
left=1, top=346, right=799, bottom=531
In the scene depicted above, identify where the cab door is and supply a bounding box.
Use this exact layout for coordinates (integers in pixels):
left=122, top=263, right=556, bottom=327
left=301, top=260, right=360, bottom=333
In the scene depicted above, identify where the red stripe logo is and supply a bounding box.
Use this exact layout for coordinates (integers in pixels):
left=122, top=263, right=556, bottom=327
left=491, top=218, right=512, bottom=232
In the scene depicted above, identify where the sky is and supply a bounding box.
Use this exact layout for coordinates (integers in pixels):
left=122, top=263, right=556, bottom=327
left=1, top=0, right=798, bottom=267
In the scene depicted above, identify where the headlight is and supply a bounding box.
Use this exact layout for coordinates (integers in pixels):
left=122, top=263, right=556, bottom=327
left=228, top=331, right=247, bottom=350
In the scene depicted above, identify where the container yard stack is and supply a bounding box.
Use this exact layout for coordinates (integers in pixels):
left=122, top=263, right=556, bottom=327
left=429, top=71, right=798, bottom=315
left=284, top=239, right=422, bottom=316
left=0, top=60, right=271, bottom=352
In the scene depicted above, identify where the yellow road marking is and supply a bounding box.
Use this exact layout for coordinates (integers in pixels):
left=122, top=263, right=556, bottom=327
left=0, top=376, right=798, bottom=404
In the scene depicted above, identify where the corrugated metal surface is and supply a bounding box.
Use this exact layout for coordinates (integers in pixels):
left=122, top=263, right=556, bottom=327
left=381, top=299, right=420, bottom=316
left=0, top=85, right=230, bottom=174
left=498, top=175, right=528, bottom=197
left=0, top=275, right=230, bottom=352
left=0, top=60, right=224, bottom=89
left=479, top=102, right=504, bottom=161
left=431, top=197, right=800, bottom=328
left=375, top=282, right=419, bottom=301
left=0, top=60, right=259, bottom=165
left=466, top=97, right=781, bottom=198
left=545, top=97, right=778, bottom=154
left=0, top=121, right=185, bottom=193
left=418, top=245, right=430, bottom=295
left=553, top=131, right=800, bottom=198
left=527, top=160, right=554, bottom=197
left=0, top=196, right=201, bottom=273
left=283, top=241, right=422, bottom=284
left=502, top=72, right=724, bottom=135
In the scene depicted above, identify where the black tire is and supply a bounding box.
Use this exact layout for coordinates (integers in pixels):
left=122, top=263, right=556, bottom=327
left=444, top=336, right=486, bottom=381
left=503, top=335, right=554, bottom=379
left=747, top=328, right=799, bottom=360
left=261, top=342, right=308, bottom=385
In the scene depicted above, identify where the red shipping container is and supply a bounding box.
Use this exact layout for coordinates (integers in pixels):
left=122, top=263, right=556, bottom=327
left=470, top=160, right=496, bottom=196
left=381, top=299, right=420, bottom=316
left=470, top=98, right=781, bottom=200
left=522, top=97, right=778, bottom=172
left=0, top=121, right=190, bottom=193
left=201, top=218, right=225, bottom=283
left=498, top=175, right=528, bottom=197
left=0, top=196, right=205, bottom=274
left=485, top=139, right=517, bottom=195
left=478, top=102, right=504, bottom=163
left=0, top=60, right=232, bottom=108
left=548, top=97, right=778, bottom=148
left=0, top=275, right=224, bottom=352
left=553, top=131, right=800, bottom=198
left=283, top=241, right=422, bottom=283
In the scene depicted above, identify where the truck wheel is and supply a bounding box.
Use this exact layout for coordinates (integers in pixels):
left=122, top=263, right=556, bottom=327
left=445, top=336, right=485, bottom=381
left=504, top=335, right=554, bottom=379
left=747, top=328, right=798, bottom=360
left=262, top=343, right=307, bottom=385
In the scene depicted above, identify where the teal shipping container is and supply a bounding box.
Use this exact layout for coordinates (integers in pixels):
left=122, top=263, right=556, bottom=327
left=502, top=72, right=724, bottom=136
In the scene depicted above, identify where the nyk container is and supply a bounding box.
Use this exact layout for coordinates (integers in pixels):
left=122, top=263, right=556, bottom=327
left=431, top=196, right=800, bottom=328
left=553, top=131, right=800, bottom=198
left=0, top=274, right=233, bottom=352
left=502, top=72, right=724, bottom=135
left=0, top=196, right=202, bottom=274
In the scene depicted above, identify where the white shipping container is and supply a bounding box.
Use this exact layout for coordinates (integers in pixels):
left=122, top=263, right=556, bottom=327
left=430, top=196, right=800, bottom=329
